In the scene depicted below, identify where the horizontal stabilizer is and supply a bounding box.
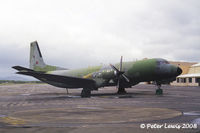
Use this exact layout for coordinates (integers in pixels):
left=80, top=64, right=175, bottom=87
left=12, top=66, right=34, bottom=72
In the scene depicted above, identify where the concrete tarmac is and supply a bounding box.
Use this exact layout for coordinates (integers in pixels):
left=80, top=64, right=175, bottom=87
left=0, top=84, right=200, bottom=133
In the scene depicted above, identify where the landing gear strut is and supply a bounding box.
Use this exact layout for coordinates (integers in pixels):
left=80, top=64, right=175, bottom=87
left=117, top=87, right=127, bottom=94
left=66, top=88, right=69, bottom=94
left=156, top=83, right=163, bottom=95
left=81, top=88, right=91, bottom=98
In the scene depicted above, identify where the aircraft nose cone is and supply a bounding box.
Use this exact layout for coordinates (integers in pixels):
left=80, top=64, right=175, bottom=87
left=177, top=67, right=182, bottom=76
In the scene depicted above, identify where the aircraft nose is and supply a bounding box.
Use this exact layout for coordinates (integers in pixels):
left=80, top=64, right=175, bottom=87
left=177, top=67, right=182, bottom=76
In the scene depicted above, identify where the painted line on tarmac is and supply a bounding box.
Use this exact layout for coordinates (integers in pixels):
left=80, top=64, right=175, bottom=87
left=0, top=115, right=26, bottom=126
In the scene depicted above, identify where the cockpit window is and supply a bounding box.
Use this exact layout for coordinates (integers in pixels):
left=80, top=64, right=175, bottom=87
left=164, top=61, right=169, bottom=64
left=157, top=60, right=169, bottom=65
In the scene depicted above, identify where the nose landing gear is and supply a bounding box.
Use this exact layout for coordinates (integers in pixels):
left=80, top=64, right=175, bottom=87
left=156, top=83, right=163, bottom=95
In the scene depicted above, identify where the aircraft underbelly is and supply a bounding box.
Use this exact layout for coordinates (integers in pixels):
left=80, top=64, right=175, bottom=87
left=38, top=78, right=86, bottom=89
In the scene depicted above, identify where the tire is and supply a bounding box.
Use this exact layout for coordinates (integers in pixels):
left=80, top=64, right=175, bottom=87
left=81, top=89, right=91, bottom=98
left=156, top=89, right=163, bottom=95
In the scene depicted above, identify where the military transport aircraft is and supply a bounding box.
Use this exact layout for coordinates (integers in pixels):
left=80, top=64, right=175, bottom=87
left=13, top=41, right=182, bottom=97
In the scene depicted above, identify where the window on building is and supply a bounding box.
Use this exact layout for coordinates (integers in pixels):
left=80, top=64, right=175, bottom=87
left=189, top=78, right=192, bottom=83
left=195, top=78, right=200, bottom=83
left=180, top=78, right=186, bottom=83
left=181, top=78, right=183, bottom=83
left=183, top=78, right=186, bottom=83
left=180, top=78, right=185, bottom=83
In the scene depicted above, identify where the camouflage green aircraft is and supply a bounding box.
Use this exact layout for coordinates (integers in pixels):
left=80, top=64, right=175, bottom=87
left=13, top=41, right=182, bottom=97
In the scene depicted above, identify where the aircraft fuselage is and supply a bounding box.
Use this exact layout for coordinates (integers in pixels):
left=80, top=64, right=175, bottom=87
left=46, top=58, right=181, bottom=89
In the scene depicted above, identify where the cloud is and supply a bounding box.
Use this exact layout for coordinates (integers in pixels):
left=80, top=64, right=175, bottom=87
left=0, top=0, right=199, bottom=78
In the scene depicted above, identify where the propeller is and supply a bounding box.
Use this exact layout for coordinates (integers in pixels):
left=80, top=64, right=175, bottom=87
left=110, top=56, right=130, bottom=89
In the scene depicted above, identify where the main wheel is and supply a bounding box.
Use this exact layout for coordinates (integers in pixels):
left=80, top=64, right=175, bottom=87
left=117, top=88, right=127, bottom=94
left=81, top=89, right=91, bottom=98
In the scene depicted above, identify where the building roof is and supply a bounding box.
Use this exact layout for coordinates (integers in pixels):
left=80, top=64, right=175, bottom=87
left=170, top=61, right=197, bottom=66
left=169, top=61, right=197, bottom=75
left=178, top=73, right=200, bottom=78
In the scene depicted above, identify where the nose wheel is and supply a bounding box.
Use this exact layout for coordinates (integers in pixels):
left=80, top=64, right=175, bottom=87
left=156, top=83, right=163, bottom=95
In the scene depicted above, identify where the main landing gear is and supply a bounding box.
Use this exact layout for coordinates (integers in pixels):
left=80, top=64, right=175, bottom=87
left=66, top=88, right=69, bottom=94
left=81, top=88, right=91, bottom=98
left=156, top=83, right=163, bottom=95
left=117, top=87, right=127, bottom=94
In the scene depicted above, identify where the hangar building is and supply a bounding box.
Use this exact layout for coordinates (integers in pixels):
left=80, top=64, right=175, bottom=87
left=170, top=61, right=200, bottom=86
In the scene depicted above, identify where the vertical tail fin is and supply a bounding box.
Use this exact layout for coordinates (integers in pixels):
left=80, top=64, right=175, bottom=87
left=30, top=41, right=46, bottom=69
left=29, top=41, right=66, bottom=72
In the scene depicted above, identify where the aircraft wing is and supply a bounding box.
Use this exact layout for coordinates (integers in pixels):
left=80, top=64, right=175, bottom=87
left=12, top=66, right=95, bottom=88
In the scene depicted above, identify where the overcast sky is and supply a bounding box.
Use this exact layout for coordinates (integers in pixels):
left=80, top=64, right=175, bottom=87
left=0, top=0, right=200, bottom=79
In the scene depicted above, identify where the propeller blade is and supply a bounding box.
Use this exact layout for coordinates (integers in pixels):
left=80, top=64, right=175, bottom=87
left=120, top=56, right=123, bottom=71
left=117, top=78, right=120, bottom=89
left=110, top=63, right=129, bottom=82
left=110, top=64, right=124, bottom=76
left=110, top=56, right=130, bottom=93
left=122, top=74, right=130, bottom=82
left=110, top=64, right=120, bottom=73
